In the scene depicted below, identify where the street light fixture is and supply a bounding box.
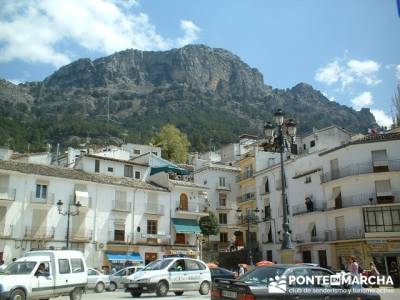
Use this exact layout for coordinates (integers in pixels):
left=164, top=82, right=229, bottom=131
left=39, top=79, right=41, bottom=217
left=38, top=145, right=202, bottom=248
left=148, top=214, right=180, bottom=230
left=57, top=199, right=82, bottom=250
left=236, top=207, right=260, bottom=265
left=263, top=109, right=297, bottom=250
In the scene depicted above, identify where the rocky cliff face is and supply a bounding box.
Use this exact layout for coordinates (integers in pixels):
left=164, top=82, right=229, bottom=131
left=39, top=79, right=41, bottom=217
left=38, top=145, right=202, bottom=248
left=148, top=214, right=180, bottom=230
left=0, top=45, right=377, bottom=152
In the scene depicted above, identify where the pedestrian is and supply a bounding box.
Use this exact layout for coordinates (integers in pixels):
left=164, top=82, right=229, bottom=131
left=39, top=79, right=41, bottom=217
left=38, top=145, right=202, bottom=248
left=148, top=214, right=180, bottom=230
left=111, top=266, right=117, bottom=274
left=238, top=264, right=245, bottom=276
left=389, top=262, right=400, bottom=288
left=369, top=262, right=380, bottom=288
left=347, top=256, right=361, bottom=288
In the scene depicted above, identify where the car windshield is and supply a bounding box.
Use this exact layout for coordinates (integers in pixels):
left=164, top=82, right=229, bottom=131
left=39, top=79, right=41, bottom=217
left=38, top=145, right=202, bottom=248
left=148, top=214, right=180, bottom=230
left=240, top=267, right=286, bottom=286
left=4, top=261, right=38, bottom=275
left=143, top=259, right=173, bottom=271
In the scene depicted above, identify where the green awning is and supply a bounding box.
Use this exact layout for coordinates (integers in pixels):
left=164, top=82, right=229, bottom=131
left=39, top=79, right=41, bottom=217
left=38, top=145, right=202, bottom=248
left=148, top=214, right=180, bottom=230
left=172, top=218, right=201, bottom=233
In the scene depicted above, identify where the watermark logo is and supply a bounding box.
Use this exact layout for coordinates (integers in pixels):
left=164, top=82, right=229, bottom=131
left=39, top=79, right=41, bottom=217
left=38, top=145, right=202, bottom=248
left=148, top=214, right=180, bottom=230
left=267, top=275, right=287, bottom=294
left=267, top=274, right=394, bottom=294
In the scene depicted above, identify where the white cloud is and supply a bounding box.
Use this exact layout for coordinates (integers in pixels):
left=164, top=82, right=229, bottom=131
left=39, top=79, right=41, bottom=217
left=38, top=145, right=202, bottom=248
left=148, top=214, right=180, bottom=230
left=396, top=65, right=400, bottom=80
left=351, top=91, right=374, bottom=110
left=0, top=0, right=200, bottom=67
left=315, top=56, right=381, bottom=88
left=371, top=109, right=393, bottom=128
left=177, top=20, right=201, bottom=47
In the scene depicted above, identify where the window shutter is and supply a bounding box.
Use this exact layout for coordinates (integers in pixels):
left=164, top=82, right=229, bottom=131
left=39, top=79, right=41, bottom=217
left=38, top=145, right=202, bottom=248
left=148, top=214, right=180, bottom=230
left=375, top=180, right=392, bottom=196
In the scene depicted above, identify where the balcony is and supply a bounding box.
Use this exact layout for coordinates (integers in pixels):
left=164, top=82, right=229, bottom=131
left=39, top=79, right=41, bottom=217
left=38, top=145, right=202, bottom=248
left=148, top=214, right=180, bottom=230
left=30, top=191, right=54, bottom=206
left=328, top=192, right=400, bottom=210
left=325, top=227, right=365, bottom=241
left=236, top=170, right=254, bottom=182
left=112, top=200, right=131, bottom=213
left=237, top=192, right=256, bottom=204
left=24, top=226, right=55, bottom=240
left=321, top=159, right=400, bottom=183
left=0, top=223, right=13, bottom=238
left=145, top=202, right=165, bottom=215
left=0, top=188, right=16, bottom=204
left=292, top=201, right=327, bottom=216
left=134, top=233, right=171, bottom=245
left=216, top=183, right=231, bottom=191
left=295, top=233, right=328, bottom=244
left=216, top=203, right=233, bottom=210
left=69, top=230, right=93, bottom=242
left=175, top=201, right=208, bottom=216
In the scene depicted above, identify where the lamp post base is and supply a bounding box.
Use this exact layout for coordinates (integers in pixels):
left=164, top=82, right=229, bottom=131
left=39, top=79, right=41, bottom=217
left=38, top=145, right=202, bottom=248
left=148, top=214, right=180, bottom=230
left=278, top=249, right=296, bottom=264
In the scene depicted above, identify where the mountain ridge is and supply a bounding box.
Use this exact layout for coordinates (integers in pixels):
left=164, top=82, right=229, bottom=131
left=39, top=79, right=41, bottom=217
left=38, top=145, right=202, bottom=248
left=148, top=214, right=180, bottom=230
left=0, top=44, right=377, bottom=152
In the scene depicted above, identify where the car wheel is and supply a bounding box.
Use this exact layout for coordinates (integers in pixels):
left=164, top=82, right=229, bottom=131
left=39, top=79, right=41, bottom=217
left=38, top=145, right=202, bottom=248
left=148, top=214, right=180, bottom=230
left=156, top=280, right=169, bottom=297
left=10, top=289, right=26, bottom=300
left=199, top=281, right=210, bottom=295
left=69, top=288, right=83, bottom=300
left=108, top=282, right=117, bottom=292
left=95, top=282, right=105, bottom=293
left=130, top=290, right=142, bottom=297
left=174, top=291, right=184, bottom=296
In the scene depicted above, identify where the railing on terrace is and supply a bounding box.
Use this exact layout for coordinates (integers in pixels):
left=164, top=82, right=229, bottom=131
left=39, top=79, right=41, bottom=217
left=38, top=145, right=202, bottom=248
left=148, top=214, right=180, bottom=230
left=112, top=200, right=131, bottom=212
left=292, top=201, right=327, bottom=216
left=25, top=226, right=55, bottom=239
left=236, top=170, right=254, bottom=182
left=134, top=233, right=171, bottom=244
left=237, top=192, right=256, bottom=203
left=30, top=191, right=55, bottom=205
left=0, top=188, right=16, bottom=201
left=328, top=192, right=400, bottom=209
left=176, top=201, right=208, bottom=214
left=70, top=230, right=93, bottom=241
left=0, top=223, right=13, bottom=237
left=145, top=202, right=165, bottom=215
left=321, top=160, right=400, bottom=183
left=325, top=227, right=365, bottom=241
left=216, top=183, right=231, bottom=191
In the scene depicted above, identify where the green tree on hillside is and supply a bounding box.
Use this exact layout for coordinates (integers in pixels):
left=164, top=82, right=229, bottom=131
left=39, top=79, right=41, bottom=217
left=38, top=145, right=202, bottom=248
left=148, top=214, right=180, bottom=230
left=150, top=124, right=190, bottom=163
left=199, top=212, right=219, bottom=247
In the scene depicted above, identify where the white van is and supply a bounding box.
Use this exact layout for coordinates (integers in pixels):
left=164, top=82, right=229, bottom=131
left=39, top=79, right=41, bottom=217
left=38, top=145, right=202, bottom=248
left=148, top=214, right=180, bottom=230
left=0, top=250, right=87, bottom=300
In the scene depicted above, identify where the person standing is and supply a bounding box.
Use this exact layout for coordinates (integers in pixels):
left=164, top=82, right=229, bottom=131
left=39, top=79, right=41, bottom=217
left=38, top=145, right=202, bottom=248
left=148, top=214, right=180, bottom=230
left=389, top=262, right=400, bottom=288
left=347, top=256, right=361, bottom=288
left=369, top=262, right=380, bottom=288
left=238, top=264, right=245, bottom=276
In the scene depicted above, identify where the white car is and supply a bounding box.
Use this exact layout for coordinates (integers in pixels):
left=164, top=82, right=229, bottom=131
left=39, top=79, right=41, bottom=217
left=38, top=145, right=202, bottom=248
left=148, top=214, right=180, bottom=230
left=87, top=268, right=110, bottom=293
left=125, top=257, right=211, bottom=297
left=108, top=266, right=144, bottom=291
left=0, top=250, right=87, bottom=300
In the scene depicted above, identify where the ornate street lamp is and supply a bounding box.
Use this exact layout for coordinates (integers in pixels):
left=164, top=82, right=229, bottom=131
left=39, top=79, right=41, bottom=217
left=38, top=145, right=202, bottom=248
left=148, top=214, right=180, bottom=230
left=236, top=207, right=260, bottom=265
left=57, top=199, right=82, bottom=249
left=263, top=109, right=297, bottom=250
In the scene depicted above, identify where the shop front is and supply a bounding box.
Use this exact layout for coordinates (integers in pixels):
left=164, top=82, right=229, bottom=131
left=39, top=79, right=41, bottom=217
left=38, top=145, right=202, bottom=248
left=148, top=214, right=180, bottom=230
left=366, top=240, right=400, bottom=276
left=334, top=241, right=368, bottom=270
left=102, top=244, right=143, bottom=273
left=164, top=247, right=199, bottom=258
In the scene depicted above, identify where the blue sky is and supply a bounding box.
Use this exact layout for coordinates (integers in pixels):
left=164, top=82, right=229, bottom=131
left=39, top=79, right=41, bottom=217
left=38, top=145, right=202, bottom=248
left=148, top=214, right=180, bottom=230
left=0, top=0, right=399, bottom=127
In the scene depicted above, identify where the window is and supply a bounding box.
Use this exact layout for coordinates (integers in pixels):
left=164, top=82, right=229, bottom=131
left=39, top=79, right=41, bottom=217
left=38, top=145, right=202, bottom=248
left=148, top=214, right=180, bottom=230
left=94, top=160, right=100, bottom=173
left=186, top=259, right=201, bottom=271
left=58, top=259, right=71, bottom=274
left=134, top=149, right=141, bottom=155
left=364, top=206, right=400, bottom=233
left=219, top=213, right=227, bottom=224
left=124, top=165, right=133, bottom=178
left=266, top=250, right=273, bottom=262
left=375, top=180, right=393, bottom=203
left=219, top=177, right=226, bottom=187
left=179, top=194, right=188, bottom=210
left=35, top=184, right=47, bottom=199
left=305, top=176, right=312, bottom=184
left=114, top=230, right=125, bottom=241
left=371, top=150, right=388, bottom=171
left=147, top=220, right=158, bottom=234
left=310, top=140, right=316, bottom=147
left=135, top=171, right=141, bottom=179
left=71, top=258, right=84, bottom=273
left=219, top=193, right=227, bottom=206
left=88, top=269, right=98, bottom=276
left=220, top=232, right=228, bottom=243
left=108, top=167, right=114, bottom=172
left=303, top=144, right=306, bottom=150
left=264, top=205, right=271, bottom=219
left=175, top=233, right=186, bottom=244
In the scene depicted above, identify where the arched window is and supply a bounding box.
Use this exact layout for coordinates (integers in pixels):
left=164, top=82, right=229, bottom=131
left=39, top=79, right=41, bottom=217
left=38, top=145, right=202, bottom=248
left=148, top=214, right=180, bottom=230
left=179, top=193, right=188, bottom=211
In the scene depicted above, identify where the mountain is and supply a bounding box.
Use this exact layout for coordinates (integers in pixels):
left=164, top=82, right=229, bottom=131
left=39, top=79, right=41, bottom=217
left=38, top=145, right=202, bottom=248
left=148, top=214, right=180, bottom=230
left=0, top=44, right=377, bottom=153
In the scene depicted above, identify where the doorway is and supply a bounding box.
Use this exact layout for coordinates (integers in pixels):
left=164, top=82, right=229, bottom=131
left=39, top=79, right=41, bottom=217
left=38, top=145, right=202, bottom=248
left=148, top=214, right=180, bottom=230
left=302, top=251, right=312, bottom=263
left=318, top=250, right=327, bottom=268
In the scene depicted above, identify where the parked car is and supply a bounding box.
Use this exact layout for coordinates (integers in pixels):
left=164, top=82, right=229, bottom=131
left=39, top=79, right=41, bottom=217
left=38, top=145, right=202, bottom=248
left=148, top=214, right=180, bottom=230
left=125, top=257, right=211, bottom=297
left=210, top=267, right=236, bottom=282
left=0, top=250, right=87, bottom=300
left=211, top=264, right=381, bottom=300
left=87, top=267, right=110, bottom=293
left=108, top=266, right=144, bottom=291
